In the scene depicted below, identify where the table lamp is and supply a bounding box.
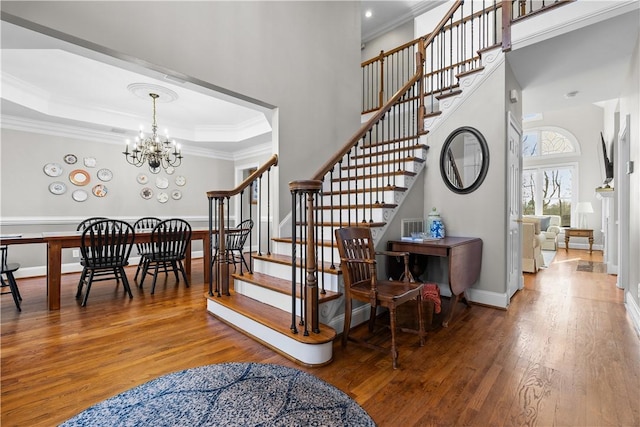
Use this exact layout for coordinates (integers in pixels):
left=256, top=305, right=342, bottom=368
left=575, top=202, right=594, bottom=229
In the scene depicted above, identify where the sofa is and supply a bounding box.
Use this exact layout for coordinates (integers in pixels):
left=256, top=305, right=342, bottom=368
left=522, top=218, right=546, bottom=273
left=524, top=215, right=562, bottom=250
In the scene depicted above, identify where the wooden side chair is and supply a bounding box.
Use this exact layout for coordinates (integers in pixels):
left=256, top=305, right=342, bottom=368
left=335, top=227, right=425, bottom=369
left=139, top=218, right=192, bottom=294
left=1, top=245, right=22, bottom=311
left=132, top=217, right=162, bottom=281
left=76, top=219, right=135, bottom=306
left=212, top=219, right=254, bottom=274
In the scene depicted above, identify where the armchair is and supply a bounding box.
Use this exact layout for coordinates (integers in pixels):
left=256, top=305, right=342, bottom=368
left=522, top=217, right=545, bottom=273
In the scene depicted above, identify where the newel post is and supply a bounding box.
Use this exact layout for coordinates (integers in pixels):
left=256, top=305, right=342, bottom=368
left=289, top=180, right=323, bottom=335
left=378, top=50, right=385, bottom=110
left=502, top=0, right=512, bottom=51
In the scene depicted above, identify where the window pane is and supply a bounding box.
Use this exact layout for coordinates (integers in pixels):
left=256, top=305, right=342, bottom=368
left=522, top=132, right=538, bottom=158
left=541, top=166, right=573, bottom=226
left=522, top=170, right=536, bottom=215
left=541, top=130, right=574, bottom=155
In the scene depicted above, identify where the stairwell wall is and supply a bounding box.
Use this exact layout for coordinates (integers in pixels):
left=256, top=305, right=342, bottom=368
left=422, top=60, right=511, bottom=306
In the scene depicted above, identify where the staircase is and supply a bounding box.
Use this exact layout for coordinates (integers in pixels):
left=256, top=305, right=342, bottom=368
left=205, top=0, right=568, bottom=366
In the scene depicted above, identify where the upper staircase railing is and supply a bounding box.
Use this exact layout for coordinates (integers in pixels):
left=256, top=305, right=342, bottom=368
left=362, top=0, right=573, bottom=114
left=207, top=154, right=278, bottom=297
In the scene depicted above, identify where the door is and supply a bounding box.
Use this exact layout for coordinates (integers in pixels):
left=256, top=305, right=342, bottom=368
left=507, top=112, right=523, bottom=299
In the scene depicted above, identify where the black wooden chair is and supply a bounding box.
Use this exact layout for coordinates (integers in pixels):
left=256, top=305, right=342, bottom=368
left=132, top=217, right=162, bottom=281
left=76, top=219, right=135, bottom=306
left=212, top=219, right=253, bottom=274
left=335, top=227, right=425, bottom=369
left=139, top=218, right=192, bottom=294
left=1, top=245, right=22, bottom=311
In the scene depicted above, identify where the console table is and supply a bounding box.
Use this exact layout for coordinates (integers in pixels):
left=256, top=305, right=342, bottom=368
left=387, top=236, right=483, bottom=327
left=564, top=228, right=593, bottom=253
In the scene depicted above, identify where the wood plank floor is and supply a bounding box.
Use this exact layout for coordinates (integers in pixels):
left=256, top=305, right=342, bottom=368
left=2, top=249, right=639, bottom=426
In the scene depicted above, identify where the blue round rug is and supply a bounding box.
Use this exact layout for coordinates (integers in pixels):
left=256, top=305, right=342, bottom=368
left=60, top=362, right=376, bottom=426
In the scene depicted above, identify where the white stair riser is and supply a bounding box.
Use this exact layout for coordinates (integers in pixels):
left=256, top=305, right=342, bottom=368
left=329, top=174, right=414, bottom=191
left=351, top=147, right=427, bottom=162
left=321, top=190, right=400, bottom=205
left=234, top=279, right=301, bottom=314
left=206, top=299, right=333, bottom=366
left=272, top=240, right=341, bottom=264
left=340, top=159, right=422, bottom=174
left=253, top=258, right=341, bottom=292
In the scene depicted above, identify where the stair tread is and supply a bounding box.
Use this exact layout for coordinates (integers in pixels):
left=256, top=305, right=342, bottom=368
left=331, top=170, right=416, bottom=182
left=233, top=271, right=342, bottom=303
left=341, top=156, right=425, bottom=170
left=206, top=291, right=337, bottom=344
left=253, top=252, right=341, bottom=274
left=323, top=185, right=407, bottom=195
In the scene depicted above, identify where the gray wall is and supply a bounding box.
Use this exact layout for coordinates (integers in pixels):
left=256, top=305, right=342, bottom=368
left=1, top=0, right=363, bottom=224
left=423, top=61, right=508, bottom=299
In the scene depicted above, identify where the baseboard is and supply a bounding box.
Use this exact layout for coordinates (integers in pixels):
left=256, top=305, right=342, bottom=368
left=466, top=288, right=509, bottom=309
left=12, top=251, right=204, bottom=279
left=625, top=290, right=640, bottom=338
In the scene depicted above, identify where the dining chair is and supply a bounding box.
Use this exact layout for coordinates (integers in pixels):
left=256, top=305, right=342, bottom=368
left=76, top=217, right=121, bottom=282
left=76, top=219, right=135, bottom=306
left=139, top=218, right=192, bottom=294
left=1, top=245, right=22, bottom=311
left=334, top=227, right=425, bottom=369
left=132, top=217, right=162, bottom=281
left=212, top=219, right=254, bottom=274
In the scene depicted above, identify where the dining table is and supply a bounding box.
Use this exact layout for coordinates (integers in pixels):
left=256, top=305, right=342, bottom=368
left=0, top=227, right=211, bottom=310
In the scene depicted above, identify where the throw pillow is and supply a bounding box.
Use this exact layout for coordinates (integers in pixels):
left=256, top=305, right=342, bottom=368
left=539, top=216, right=551, bottom=231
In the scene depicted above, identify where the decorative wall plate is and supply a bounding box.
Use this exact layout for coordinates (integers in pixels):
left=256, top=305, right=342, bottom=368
left=140, top=187, right=153, bottom=200
left=165, top=166, right=175, bottom=175
left=97, top=168, right=113, bottom=182
left=92, top=184, right=108, bottom=197
left=155, top=176, right=169, bottom=189
left=83, top=157, right=97, bottom=168
left=157, top=192, right=169, bottom=203
left=72, top=190, right=88, bottom=202
left=69, top=169, right=90, bottom=186
left=43, top=163, right=63, bottom=177
left=49, top=181, right=67, bottom=195
left=171, top=190, right=182, bottom=200
left=175, top=175, right=186, bottom=186
left=63, top=154, right=77, bottom=164
left=136, top=173, right=148, bottom=184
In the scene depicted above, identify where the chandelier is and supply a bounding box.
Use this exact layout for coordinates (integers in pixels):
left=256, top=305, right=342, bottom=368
left=123, top=93, right=182, bottom=171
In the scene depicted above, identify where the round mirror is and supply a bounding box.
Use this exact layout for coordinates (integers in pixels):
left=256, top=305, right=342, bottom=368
left=439, top=126, right=489, bottom=194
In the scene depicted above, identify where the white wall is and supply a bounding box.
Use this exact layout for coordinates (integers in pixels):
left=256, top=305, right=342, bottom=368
left=618, top=32, right=640, bottom=330
left=361, top=20, right=414, bottom=63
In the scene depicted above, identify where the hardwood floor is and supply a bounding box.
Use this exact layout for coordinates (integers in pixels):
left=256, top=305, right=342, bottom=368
left=2, top=249, right=639, bottom=426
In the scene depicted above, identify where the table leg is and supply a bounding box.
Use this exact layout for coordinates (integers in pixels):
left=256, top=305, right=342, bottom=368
left=185, top=241, right=192, bottom=276
left=588, top=236, right=593, bottom=254
left=47, top=241, right=62, bottom=310
left=565, top=235, right=570, bottom=252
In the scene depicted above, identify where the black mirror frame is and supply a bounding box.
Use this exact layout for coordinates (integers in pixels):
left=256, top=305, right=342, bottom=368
left=439, top=126, right=490, bottom=194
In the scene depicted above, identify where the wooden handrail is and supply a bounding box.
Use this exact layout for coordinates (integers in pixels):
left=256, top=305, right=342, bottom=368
left=206, top=154, right=278, bottom=199
left=311, top=72, right=422, bottom=181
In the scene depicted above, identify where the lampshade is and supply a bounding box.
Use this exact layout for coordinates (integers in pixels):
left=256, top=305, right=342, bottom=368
left=575, top=202, right=594, bottom=214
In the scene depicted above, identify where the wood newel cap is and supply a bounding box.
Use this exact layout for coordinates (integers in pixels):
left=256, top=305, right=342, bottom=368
left=289, top=180, right=322, bottom=192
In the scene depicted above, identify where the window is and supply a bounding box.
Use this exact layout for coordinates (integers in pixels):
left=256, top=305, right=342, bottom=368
left=522, top=128, right=580, bottom=227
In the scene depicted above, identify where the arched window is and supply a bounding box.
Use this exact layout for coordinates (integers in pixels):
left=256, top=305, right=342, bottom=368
left=522, top=127, right=580, bottom=227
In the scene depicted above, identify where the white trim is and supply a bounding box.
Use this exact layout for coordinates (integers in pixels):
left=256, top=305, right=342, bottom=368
left=12, top=251, right=204, bottom=279
left=0, top=215, right=210, bottom=226
left=625, top=289, right=640, bottom=338
left=466, top=288, right=509, bottom=309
